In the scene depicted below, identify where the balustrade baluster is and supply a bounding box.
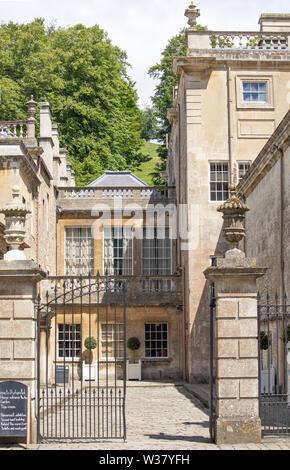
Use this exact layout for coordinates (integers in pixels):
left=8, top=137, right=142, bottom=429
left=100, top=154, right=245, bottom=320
left=239, top=35, right=243, bottom=49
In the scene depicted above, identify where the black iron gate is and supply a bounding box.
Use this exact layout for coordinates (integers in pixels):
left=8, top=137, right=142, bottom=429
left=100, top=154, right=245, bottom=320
left=209, top=283, right=216, bottom=442
left=36, top=273, right=127, bottom=442
left=258, top=293, right=290, bottom=435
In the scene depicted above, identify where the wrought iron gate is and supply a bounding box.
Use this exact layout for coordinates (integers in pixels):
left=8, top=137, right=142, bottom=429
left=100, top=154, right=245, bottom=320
left=258, top=293, right=290, bottom=435
left=209, top=283, right=216, bottom=442
left=36, top=273, right=127, bottom=442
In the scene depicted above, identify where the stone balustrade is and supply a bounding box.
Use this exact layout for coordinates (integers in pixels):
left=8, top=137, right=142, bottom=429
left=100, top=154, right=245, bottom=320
left=57, top=186, right=176, bottom=202
left=187, top=30, right=290, bottom=51
left=210, top=31, right=288, bottom=50
left=0, top=120, right=28, bottom=139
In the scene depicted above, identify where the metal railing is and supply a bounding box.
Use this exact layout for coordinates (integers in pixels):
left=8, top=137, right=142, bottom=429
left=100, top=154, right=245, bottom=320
left=258, top=292, right=290, bottom=435
left=40, top=274, right=181, bottom=304
left=37, top=273, right=127, bottom=442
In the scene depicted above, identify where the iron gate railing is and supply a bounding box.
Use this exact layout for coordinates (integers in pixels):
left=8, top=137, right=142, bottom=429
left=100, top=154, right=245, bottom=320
left=209, top=283, right=216, bottom=442
left=258, top=293, right=290, bottom=435
left=36, top=273, right=127, bottom=442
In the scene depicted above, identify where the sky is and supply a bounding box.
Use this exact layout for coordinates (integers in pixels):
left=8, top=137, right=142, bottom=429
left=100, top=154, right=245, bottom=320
left=0, top=0, right=290, bottom=108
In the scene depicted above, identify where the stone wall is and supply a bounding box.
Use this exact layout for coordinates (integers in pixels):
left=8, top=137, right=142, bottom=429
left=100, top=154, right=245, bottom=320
left=41, top=304, right=182, bottom=384
left=241, top=125, right=290, bottom=301
left=167, top=33, right=290, bottom=383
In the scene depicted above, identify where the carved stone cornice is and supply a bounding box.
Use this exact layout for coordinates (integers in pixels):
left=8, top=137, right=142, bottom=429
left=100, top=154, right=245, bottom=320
left=174, top=50, right=290, bottom=74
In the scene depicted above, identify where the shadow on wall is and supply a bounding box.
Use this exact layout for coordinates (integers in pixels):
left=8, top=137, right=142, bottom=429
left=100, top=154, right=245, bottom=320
left=189, top=221, right=231, bottom=384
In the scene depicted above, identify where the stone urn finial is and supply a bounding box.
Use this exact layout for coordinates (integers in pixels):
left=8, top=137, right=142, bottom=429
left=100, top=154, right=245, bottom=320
left=0, top=186, right=31, bottom=261
left=185, top=2, right=200, bottom=28
left=26, top=95, right=37, bottom=139
left=217, top=186, right=249, bottom=253
left=26, top=95, right=37, bottom=118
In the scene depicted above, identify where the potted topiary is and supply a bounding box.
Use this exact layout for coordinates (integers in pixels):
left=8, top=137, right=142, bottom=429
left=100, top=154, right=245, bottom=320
left=82, top=336, right=97, bottom=381
left=127, top=337, right=141, bottom=381
left=84, top=336, right=97, bottom=353
left=127, top=337, right=141, bottom=353
left=260, top=331, right=270, bottom=350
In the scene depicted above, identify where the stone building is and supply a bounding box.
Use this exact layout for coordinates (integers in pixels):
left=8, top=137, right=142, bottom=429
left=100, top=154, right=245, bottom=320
left=166, top=4, right=290, bottom=383
left=1, top=5, right=290, bottom=398
left=0, top=100, right=183, bottom=387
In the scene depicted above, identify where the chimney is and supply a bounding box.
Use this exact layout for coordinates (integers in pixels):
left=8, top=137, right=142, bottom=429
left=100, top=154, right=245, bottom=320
left=52, top=124, right=61, bottom=185
left=259, top=14, right=290, bottom=32
left=39, top=102, right=54, bottom=176
left=59, top=148, right=69, bottom=186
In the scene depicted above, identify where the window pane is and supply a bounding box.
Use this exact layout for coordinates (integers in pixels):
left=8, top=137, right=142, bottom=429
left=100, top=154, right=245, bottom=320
left=142, top=227, right=172, bottom=275
left=210, top=163, right=229, bottom=201
left=58, top=324, right=81, bottom=358
left=103, top=226, right=132, bottom=276
left=144, top=323, right=168, bottom=358
left=65, top=227, right=94, bottom=276
left=101, top=324, right=124, bottom=359
left=243, top=82, right=268, bottom=103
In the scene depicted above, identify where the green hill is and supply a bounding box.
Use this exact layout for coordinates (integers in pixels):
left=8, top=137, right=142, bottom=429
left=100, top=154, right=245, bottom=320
left=134, top=141, right=161, bottom=185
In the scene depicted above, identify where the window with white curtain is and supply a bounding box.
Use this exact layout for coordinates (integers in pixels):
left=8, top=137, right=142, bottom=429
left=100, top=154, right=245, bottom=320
left=103, top=226, right=133, bottom=276
left=65, top=227, right=94, bottom=275
left=101, top=323, right=124, bottom=359
left=142, top=227, right=172, bottom=275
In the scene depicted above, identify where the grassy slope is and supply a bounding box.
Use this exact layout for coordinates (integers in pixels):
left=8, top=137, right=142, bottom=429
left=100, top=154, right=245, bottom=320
left=134, top=141, right=161, bottom=185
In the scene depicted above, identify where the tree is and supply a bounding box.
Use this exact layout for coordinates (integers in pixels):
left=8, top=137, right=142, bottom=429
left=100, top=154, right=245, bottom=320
left=0, top=19, right=146, bottom=185
left=148, top=25, right=207, bottom=184
left=139, top=106, right=158, bottom=142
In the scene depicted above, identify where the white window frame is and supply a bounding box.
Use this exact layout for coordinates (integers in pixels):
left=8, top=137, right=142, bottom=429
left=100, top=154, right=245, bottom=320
left=237, top=161, right=251, bottom=183
left=235, top=75, right=274, bottom=110
left=144, top=322, right=169, bottom=359
left=64, top=226, right=94, bottom=276
left=209, top=161, right=230, bottom=203
left=57, top=323, right=81, bottom=360
left=101, top=323, right=124, bottom=361
left=103, top=226, right=133, bottom=276
left=141, top=226, right=172, bottom=276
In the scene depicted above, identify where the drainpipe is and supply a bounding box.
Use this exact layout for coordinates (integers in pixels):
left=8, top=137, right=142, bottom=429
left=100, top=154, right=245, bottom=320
left=226, top=64, right=233, bottom=185
left=178, top=102, right=181, bottom=268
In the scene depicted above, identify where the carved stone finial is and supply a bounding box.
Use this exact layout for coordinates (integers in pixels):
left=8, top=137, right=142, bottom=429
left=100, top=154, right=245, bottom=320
left=185, top=2, right=200, bottom=28
left=0, top=186, right=31, bottom=261
left=26, top=95, right=37, bottom=118
left=217, top=185, right=249, bottom=253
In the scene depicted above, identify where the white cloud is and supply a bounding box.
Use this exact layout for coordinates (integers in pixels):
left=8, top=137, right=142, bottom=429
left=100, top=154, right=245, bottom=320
left=0, top=0, right=289, bottom=107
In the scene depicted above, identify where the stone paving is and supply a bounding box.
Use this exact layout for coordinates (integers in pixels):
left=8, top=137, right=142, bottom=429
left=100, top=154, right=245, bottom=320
left=1, top=384, right=290, bottom=451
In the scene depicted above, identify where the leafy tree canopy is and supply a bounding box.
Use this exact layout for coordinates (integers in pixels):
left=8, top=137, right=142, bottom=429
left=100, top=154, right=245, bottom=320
left=139, top=106, right=158, bottom=142
left=148, top=25, right=206, bottom=184
left=0, top=19, right=147, bottom=185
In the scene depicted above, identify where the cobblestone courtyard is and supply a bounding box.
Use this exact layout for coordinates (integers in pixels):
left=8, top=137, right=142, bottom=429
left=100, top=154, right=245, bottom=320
left=2, top=384, right=290, bottom=451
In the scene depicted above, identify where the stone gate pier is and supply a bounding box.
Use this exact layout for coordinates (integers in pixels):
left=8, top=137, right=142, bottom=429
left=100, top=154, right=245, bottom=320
left=0, top=188, right=46, bottom=443
left=204, top=188, right=267, bottom=444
